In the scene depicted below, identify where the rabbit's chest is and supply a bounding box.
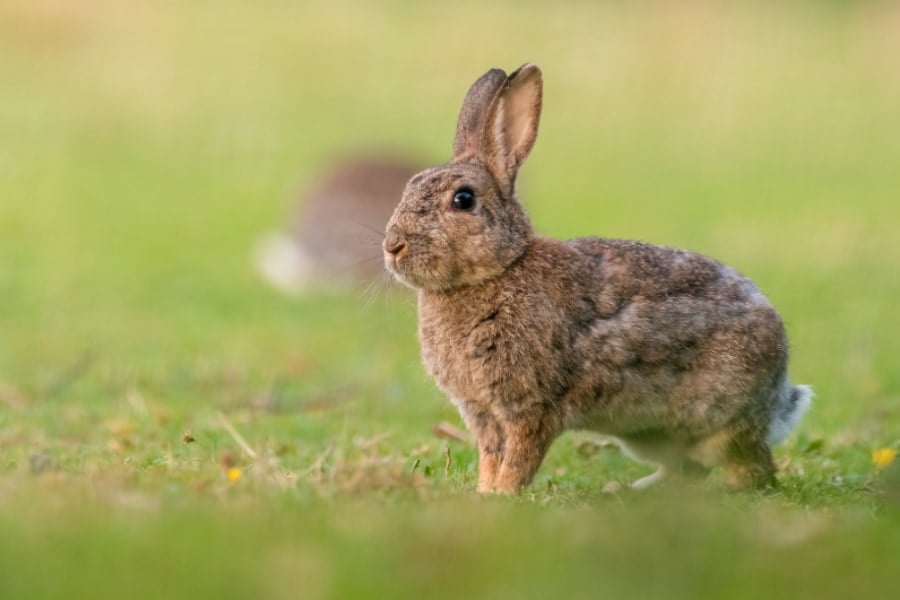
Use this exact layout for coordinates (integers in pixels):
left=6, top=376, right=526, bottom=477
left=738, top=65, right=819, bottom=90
left=417, top=301, right=553, bottom=407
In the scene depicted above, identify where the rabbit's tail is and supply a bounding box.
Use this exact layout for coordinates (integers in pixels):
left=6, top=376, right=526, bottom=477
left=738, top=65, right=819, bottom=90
left=766, top=381, right=813, bottom=446
left=254, top=232, right=315, bottom=296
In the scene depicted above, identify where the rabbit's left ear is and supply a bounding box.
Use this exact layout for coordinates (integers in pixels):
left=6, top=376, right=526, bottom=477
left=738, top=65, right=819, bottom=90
left=453, top=68, right=508, bottom=162
left=481, top=64, right=543, bottom=195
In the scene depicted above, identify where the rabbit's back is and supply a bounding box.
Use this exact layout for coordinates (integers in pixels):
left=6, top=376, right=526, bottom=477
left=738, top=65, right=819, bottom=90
left=563, top=237, right=787, bottom=436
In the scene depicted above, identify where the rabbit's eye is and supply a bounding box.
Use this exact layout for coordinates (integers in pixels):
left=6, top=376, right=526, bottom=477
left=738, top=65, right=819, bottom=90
left=452, top=188, right=476, bottom=211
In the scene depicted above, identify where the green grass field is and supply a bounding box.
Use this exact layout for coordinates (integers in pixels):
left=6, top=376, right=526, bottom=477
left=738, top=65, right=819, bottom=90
left=2, top=1, right=899, bottom=598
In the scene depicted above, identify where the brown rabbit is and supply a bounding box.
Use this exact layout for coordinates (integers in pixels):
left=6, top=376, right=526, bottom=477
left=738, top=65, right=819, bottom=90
left=384, top=65, right=811, bottom=493
left=256, top=156, right=419, bottom=295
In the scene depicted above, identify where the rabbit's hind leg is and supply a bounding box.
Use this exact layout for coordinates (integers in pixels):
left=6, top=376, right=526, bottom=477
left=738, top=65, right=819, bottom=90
left=722, top=429, right=776, bottom=490
left=616, top=431, right=703, bottom=489
left=688, top=423, right=776, bottom=491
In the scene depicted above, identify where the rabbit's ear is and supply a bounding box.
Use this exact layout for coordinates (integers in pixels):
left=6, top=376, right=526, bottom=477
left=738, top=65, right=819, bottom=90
left=481, top=64, right=543, bottom=195
left=453, top=68, right=508, bottom=162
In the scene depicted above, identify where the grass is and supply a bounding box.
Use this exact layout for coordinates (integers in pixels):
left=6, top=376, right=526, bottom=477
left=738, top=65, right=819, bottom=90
left=1, top=0, right=900, bottom=598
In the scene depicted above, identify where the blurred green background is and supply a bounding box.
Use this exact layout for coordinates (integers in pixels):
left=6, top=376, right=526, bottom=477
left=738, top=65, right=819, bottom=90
left=1, top=1, right=899, bottom=598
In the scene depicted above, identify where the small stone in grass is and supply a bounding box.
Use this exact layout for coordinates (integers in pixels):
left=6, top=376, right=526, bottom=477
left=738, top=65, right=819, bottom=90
left=603, top=480, right=623, bottom=495
left=28, top=453, right=52, bottom=475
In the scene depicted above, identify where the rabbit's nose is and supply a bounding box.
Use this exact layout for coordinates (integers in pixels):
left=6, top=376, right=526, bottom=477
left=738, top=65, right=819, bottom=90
left=384, top=230, right=408, bottom=258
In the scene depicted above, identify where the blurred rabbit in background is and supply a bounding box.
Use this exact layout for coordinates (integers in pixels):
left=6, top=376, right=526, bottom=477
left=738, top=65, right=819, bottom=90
left=256, top=155, right=420, bottom=295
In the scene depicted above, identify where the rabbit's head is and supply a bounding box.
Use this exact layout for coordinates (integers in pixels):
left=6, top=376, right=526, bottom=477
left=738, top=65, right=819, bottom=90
left=384, top=65, right=543, bottom=291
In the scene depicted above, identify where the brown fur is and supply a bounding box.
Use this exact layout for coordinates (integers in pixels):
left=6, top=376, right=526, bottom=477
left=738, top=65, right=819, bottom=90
left=384, top=65, right=808, bottom=493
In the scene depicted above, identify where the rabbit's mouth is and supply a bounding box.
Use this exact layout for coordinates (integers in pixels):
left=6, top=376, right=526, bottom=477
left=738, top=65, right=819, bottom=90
left=384, top=251, right=427, bottom=290
left=383, top=243, right=418, bottom=288
left=384, top=247, right=455, bottom=291
left=383, top=252, right=407, bottom=283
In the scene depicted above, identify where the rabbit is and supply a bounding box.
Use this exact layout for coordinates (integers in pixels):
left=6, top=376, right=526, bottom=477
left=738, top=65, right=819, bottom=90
left=256, top=155, right=420, bottom=295
left=383, top=64, right=811, bottom=493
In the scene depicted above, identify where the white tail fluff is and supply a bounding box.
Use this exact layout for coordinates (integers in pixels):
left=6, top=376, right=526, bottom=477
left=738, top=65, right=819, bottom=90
left=766, top=384, right=813, bottom=446
left=253, top=232, right=315, bottom=296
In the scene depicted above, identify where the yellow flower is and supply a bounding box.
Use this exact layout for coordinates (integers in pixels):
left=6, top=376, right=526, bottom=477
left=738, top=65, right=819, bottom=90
left=872, top=448, right=898, bottom=469
left=227, top=467, right=243, bottom=483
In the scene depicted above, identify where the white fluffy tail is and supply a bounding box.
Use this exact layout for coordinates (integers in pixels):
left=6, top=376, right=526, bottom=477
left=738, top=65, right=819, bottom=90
left=253, top=232, right=316, bottom=296
left=766, top=383, right=813, bottom=446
